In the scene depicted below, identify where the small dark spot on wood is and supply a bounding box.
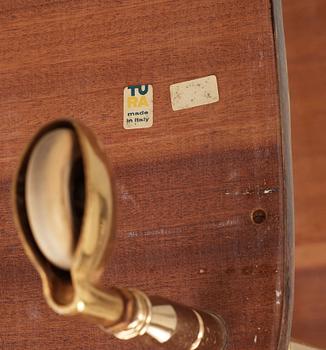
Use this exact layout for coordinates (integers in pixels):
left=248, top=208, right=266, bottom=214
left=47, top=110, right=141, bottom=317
left=251, top=209, right=267, bottom=224
left=242, top=266, right=254, bottom=275
left=225, top=267, right=236, bottom=275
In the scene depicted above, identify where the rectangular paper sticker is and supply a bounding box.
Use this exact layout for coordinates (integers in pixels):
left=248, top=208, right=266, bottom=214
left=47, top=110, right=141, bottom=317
left=124, top=84, right=153, bottom=129
left=170, top=75, right=219, bottom=111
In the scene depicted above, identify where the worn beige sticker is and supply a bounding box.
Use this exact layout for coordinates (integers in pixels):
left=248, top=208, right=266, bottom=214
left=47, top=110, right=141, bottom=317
left=123, top=84, right=153, bottom=129
left=170, top=75, right=219, bottom=111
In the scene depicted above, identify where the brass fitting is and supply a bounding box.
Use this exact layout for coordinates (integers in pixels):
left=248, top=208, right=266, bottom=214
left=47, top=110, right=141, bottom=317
left=290, top=342, right=323, bottom=350
left=13, top=119, right=227, bottom=350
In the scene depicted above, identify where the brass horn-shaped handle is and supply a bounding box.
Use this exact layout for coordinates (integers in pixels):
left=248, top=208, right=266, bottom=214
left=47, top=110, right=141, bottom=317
left=13, top=120, right=227, bottom=350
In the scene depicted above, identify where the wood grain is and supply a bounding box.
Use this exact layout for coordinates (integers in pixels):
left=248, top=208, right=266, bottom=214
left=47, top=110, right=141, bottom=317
left=283, top=0, right=326, bottom=348
left=0, top=1, right=292, bottom=349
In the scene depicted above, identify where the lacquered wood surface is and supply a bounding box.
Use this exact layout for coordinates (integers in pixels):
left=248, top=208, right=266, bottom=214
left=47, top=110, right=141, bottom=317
left=283, top=1, right=326, bottom=348
left=0, top=1, right=292, bottom=349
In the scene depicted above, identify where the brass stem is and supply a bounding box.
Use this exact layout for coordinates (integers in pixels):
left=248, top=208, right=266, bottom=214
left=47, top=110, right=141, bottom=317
left=290, top=342, right=324, bottom=350
left=106, top=290, right=227, bottom=350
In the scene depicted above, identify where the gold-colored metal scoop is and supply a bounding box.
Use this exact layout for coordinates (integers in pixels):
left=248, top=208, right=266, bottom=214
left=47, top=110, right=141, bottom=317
left=13, top=119, right=227, bottom=350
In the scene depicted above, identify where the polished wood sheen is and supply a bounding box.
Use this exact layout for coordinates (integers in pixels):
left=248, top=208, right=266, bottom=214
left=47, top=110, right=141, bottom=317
left=0, top=1, right=292, bottom=349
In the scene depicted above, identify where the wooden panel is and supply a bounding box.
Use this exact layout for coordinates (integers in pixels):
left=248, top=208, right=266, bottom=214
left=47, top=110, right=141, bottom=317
left=0, top=1, right=292, bottom=349
left=283, top=0, right=326, bottom=348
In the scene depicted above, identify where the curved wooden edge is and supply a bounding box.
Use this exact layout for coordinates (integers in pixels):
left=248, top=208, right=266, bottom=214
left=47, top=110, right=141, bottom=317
left=271, top=0, right=295, bottom=349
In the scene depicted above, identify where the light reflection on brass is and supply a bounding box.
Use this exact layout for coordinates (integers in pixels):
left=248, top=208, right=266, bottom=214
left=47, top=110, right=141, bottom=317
left=290, top=342, right=323, bottom=350
left=190, top=310, right=205, bottom=350
left=13, top=119, right=227, bottom=350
